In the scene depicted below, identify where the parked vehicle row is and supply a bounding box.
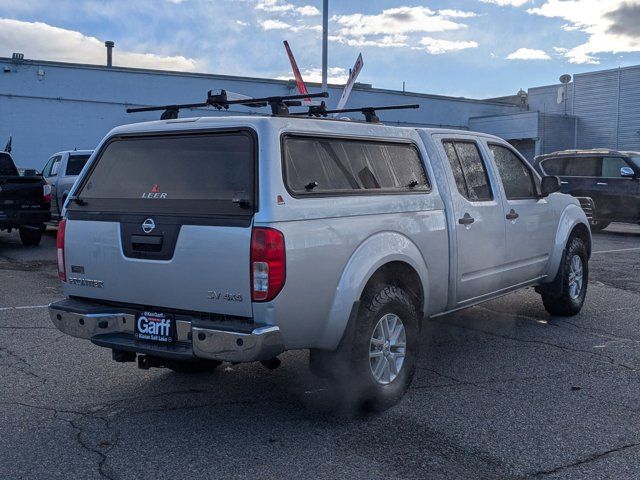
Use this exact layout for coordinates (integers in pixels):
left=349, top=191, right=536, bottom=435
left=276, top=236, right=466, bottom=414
left=48, top=115, right=591, bottom=411
left=533, top=149, right=640, bottom=231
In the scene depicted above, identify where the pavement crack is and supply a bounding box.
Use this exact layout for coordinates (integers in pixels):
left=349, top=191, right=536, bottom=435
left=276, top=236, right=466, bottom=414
left=533, top=442, right=640, bottom=477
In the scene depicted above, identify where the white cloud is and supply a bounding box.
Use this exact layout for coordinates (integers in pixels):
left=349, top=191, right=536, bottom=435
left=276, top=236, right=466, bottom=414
left=438, top=9, right=479, bottom=18
left=276, top=66, right=349, bottom=84
left=330, top=34, right=409, bottom=48
left=479, top=0, right=530, bottom=6
left=329, top=6, right=478, bottom=53
left=259, top=19, right=291, bottom=30
left=236, top=20, right=249, bottom=27
left=417, top=37, right=479, bottom=54
left=255, top=1, right=319, bottom=16
left=296, top=5, right=320, bottom=16
left=0, top=18, right=198, bottom=71
left=333, top=6, right=470, bottom=38
left=506, top=47, right=551, bottom=60
left=528, top=0, right=640, bottom=64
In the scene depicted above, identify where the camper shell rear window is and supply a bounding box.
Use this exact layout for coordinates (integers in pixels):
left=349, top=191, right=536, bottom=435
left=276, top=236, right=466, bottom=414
left=69, top=130, right=257, bottom=216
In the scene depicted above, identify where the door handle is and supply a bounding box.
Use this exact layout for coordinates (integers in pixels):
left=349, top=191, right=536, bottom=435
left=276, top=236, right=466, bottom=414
left=560, top=181, right=569, bottom=185
left=458, top=213, right=475, bottom=225
left=506, top=209, right=519, bottom=220
left=596, top=182, right=608, bottom=186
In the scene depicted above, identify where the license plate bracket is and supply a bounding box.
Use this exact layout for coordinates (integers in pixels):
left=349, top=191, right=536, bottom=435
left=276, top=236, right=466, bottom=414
left=134, top=311, right=175, bottom=343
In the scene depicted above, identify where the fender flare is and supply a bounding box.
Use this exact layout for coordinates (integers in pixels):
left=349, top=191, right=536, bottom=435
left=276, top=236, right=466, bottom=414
left=543, top=203, right=591, bottom=281
left=316, top=231, right=429, bottom=350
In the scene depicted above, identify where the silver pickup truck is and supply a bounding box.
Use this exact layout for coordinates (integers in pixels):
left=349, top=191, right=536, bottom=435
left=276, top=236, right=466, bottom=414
left=49, top=116, right=591, bottom=412
left=41, top=150, right=93, bottom=221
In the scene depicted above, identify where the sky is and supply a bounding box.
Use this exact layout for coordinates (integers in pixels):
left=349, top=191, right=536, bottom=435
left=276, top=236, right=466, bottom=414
left=2, top=0, right=640, bottom=98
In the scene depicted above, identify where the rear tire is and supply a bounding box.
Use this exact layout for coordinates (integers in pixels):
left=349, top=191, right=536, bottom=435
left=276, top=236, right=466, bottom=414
left=311, top=285, right=419, bottom=413
left=589, top=219, right=610, bottom=232
left=165, top=359, right=222, bottom=374
left=540, top=236, right=589, bottom=316
left=19, top=227, right=42, bottom=246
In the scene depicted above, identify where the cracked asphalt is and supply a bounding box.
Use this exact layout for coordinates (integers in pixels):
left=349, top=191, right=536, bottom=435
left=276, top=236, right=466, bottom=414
left=1, top=223, right=640, bottom=479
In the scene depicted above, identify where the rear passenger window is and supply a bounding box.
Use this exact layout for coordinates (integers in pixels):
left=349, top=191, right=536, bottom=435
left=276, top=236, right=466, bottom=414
left=489, top=144, right=536, bottom=199
left=65, top=155, right=91, bottom=176
left=442, top=141, right=493, bottom=202
left=565, top=157, right=600, bottom=177
left=283, top=136, right=429, bottom=195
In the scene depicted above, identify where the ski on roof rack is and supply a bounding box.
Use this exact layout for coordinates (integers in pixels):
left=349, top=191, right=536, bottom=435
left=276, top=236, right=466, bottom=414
left=292, top=103, right=420, bottom=123
left=126, top=90, right=329, bottom=119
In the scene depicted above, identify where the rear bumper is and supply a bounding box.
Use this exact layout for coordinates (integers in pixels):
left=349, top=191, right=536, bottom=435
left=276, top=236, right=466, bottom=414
left=48, top=298, right=284, bottom=363
left=0, top=208, right=50, bottom=228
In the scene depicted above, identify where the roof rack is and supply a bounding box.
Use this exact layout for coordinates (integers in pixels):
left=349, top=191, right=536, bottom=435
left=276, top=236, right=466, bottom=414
left=292, top=103, right=420, bottom=123
left=126, top=90, right=329, bottom=119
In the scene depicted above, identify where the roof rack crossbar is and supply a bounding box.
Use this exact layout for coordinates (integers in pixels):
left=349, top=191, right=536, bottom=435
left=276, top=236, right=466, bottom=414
left=126, top=91, right=329, bottom=118
left=292, top=103, right=420, bottom=123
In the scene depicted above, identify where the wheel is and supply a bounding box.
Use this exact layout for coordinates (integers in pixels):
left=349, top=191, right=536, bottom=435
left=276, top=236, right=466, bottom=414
left=540, top=236, right=589, bottom=316
left=589, top=219, right=610, bottom=232
left=19, top=227, right=42, bottom=246
left=310, top=285, right=419, bottom=413
left=165, top=359, right=222, bottom=373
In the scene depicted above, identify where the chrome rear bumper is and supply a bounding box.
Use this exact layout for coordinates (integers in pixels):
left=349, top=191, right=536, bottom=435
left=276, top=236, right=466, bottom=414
left=49, top=298, right=284, bottom=363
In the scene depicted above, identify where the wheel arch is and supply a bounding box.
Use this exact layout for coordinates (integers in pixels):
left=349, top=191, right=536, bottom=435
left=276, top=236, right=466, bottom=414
left=317, top=231, right=429, bottom=350
left=543, top=204, right=592, bottom=282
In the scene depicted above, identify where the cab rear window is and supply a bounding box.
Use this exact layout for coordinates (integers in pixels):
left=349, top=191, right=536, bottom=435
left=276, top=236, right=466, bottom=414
left=72, top=131, right=255, bottom=216
left=283, top=136, right=429, bottom=195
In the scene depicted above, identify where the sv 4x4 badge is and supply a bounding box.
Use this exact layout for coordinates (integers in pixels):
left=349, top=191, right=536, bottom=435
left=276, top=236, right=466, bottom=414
left=207, top=291, right=243, bottom=302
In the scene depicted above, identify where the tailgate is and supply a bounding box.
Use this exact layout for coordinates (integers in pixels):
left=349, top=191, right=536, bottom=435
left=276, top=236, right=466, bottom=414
left=64, top=217, right=253, bottom=316
left=63, top=129, right=257, bottom=318
left=0, top=176, right=45, bottom=209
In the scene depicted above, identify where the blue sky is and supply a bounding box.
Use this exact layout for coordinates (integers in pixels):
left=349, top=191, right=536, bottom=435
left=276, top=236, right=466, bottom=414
left=2, top=0, right=640, bottom=98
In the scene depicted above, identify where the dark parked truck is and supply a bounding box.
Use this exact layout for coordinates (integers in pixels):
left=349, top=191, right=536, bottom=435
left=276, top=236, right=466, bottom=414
left=0, top=152, right=51, bottom=245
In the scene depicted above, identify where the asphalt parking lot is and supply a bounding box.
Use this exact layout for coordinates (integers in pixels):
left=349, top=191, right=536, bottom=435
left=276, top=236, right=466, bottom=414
left=1, top=224, right=640, bottom=479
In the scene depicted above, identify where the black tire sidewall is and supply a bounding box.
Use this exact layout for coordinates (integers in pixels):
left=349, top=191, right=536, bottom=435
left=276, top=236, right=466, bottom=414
left=562, top=238, right=588, bottom=311
left=350, top=286, right=419, bottom=411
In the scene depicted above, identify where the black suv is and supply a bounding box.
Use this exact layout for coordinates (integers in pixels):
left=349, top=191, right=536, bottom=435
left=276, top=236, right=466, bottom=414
left=533, top=149, right=640, bottom=231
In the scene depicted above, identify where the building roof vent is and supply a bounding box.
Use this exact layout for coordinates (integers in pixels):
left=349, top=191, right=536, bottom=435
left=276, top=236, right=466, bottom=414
left=105, top=41, right=114, bottom=67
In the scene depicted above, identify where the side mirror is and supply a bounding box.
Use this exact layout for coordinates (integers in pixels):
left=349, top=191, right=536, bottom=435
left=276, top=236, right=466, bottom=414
left=23, top=169, right=38, bottom=177
left=621, top=166, right=635, bottom=178
left=540, top=176, right=561, bottom=197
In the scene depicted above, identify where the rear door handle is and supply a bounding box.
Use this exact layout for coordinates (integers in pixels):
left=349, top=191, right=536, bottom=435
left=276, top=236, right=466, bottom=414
left=506, top=209, right=519, bottom=220
left=596, top=182, right=608, bottom=186
left=560, top=181, right=569, bottom=185
left=458, top=213, right=475, bottom=225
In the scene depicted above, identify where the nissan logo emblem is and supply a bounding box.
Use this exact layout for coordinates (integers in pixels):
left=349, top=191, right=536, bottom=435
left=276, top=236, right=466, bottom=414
left=142, top=218, right=156, bottom=234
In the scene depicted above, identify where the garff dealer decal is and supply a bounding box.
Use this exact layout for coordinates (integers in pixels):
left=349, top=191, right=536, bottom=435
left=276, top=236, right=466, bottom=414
left=136, top=312, right=173, bottom=342
left=68, top=277, right=104, bottom=288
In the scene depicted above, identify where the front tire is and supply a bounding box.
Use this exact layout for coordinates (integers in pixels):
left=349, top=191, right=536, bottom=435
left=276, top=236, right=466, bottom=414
left=311, top=285, right=419, bottom=413
left=19, top=227, right=42, bottom=246
left=540, top=236, right=589, bottom=316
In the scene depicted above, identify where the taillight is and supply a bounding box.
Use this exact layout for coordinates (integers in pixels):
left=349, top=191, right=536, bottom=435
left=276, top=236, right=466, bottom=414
left=43, top=184, right=52, bottom=203
left=251, top=227, right=285, bottom=302
left=57, top=219, right=66, bottom=282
